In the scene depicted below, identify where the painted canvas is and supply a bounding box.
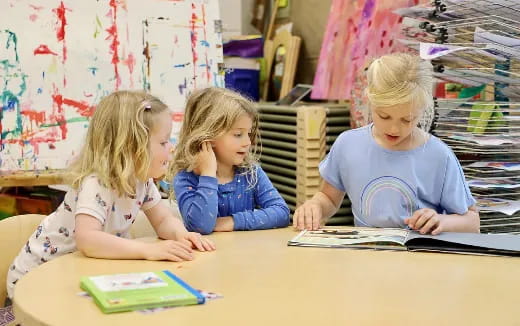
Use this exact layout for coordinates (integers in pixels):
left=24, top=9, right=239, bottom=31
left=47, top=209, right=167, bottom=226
left=0, top=0, right=223, bottom=172
left=311, top=0, right=418, bottom=101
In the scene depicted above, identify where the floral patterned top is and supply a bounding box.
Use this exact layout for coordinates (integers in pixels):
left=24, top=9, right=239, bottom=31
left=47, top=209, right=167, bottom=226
left=6, top=175, right=161, bottom=299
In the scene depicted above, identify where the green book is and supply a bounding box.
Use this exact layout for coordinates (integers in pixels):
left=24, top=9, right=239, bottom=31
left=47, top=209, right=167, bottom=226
left=80, top=270, right=205, bottom=313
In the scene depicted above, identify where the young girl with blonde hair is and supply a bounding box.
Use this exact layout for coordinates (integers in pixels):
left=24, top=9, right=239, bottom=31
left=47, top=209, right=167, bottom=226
left=293, top=53, right=479, bottom=235
left=7, top=90, right=214, bottom=301
left=171, top=87, right=290, bottom=234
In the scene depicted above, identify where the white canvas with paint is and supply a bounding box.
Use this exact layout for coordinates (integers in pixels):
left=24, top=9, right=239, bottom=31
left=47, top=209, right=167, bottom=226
left=0, top=0, right=223, bottom=171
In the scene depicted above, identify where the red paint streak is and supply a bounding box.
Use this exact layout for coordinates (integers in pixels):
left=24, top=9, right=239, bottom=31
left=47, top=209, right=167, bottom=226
left=54, top=2, right=66, bottom=41
left=62, top=98, right=95, bottom=117
left=202, top=5, right=210, bottom=82
left=122, top=52, right=135, bottom=73
left=190, top=4, right=199, bottom=88
left=21, top=110, right=46, bottom=124
left=33, top=44, right=58, bottom=56
left=106, top=0, right=121, bottom=89
left=53, top=2, right=68, bottom=72
left=122, top=52, right=136, bottom=87
left=173, top=112, right=183, bottom=122
left=51, top=91, right=68, bottom=139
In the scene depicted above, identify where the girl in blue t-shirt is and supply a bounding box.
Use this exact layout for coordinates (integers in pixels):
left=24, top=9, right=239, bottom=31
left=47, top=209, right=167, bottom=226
left=170, top=87, right=289, bottom=234
left=293, top=53, right=479, bottom=235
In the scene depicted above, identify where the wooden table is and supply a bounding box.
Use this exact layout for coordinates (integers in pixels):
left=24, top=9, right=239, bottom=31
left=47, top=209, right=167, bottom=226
left=0, top=170, right=71, bottom=187
left=13, top=228, right=520, bottom=326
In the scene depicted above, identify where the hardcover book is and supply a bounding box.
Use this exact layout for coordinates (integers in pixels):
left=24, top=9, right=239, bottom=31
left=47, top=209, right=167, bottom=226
left=80, top=270, right=205, bottom=313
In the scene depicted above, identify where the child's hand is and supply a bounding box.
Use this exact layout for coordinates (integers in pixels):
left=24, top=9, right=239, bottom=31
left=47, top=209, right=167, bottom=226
left=195, top=141, right=217, bottom=176
left=293, top=200, right=323, bottom=231
left=144, top=240, right=194, bottom=262
left=405, top=208, right=445, bottom=235
left=177, top=232, right=216, bottom=252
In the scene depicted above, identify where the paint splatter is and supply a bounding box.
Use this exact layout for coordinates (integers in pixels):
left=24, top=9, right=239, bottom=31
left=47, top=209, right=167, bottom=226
left=33, top=44, right=58, bottom=56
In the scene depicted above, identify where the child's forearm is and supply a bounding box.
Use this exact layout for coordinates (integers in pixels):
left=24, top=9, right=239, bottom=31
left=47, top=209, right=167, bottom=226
left=76, top=230, right=150, bottom=259
left=442, top=207, right=480, bottom=233
left=177, top=177, right=219, bottom=234
left=312, top=192, right=341, bottom=224
left=233, top=204, right=290, bottom=230
left=155, top=215, right=189, bottom=240
left=214, top=216, right=234, bottom=231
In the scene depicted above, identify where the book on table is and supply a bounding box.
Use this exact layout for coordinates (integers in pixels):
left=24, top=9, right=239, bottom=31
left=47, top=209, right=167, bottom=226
left=80, top=270, right=205, bottom=313
left=288, top=227, right=520, bottom=256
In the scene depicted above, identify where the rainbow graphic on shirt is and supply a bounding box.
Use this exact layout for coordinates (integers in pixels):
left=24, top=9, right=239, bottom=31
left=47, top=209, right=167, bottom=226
left=360, top=176, right=417, bottom=219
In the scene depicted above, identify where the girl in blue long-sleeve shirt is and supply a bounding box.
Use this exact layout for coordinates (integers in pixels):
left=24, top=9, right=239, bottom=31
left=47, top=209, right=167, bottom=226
left=170, top=87, right=290, bottom=234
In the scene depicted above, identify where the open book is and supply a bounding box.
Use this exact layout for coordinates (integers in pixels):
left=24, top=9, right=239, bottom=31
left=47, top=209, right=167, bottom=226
left=80, top=270, right=205, bottom=313
left=288, top=227, right=520, bottom=256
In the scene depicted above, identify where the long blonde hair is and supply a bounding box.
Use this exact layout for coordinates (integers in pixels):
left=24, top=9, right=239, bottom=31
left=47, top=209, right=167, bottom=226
left=365, top=52, right=434, bottom=131
left=69, top=90, right=169, bottom=197
left=170, top=87, right=259, bottom=185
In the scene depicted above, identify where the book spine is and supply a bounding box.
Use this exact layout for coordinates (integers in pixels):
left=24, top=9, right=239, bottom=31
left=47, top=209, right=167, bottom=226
left=163, top=270, right=205, bottom=304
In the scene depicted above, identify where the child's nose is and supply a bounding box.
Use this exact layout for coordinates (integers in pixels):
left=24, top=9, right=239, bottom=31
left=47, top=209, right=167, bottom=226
left=389, top=123, right=400, bottom=134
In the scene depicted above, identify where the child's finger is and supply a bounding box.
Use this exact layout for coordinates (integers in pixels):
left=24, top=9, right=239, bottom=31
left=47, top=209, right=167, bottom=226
left=295, top=209, right=305, bottom=230
left=172, top=240, right=193, bottom=252
left=414, top=213, right=429, bottom=230
left=165, top=254, right=183, bottom=262
left=303, top=205, right=314, bottom=230
left=407, top=209, right=422, bottom=228
left=170, top=250, right=193, bottom=261
left=202, top=238, right=216, bottom=251
left=190, top=236, right=205, bottom=251
left=420, top=217, right=438, bottom=234
left=431, top=224, right=443, bottom=235
left=311, top=206, right=320, bottom=230
left=202, top=141, right=209, bottom=152
left=292, top=209, right=299, bottom=228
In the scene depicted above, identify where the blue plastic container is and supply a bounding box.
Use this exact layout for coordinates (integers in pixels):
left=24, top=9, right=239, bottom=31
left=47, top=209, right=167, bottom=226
left=224, top=68, right=260, bottom=101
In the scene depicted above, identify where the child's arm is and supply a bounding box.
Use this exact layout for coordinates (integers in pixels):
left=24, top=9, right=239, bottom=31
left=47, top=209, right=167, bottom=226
left=405, top=206, right=480, bottom=235
left=406, top=149, right=480, bottom=235
left=293, top=181, right=345, bottom=230
left=145, top=201, right=215, bottom=251
left=174, top=172, right=219, bottom=235
left=75, top=214, right=194, bottom=261
left=223, top=167, right=290, bottom=231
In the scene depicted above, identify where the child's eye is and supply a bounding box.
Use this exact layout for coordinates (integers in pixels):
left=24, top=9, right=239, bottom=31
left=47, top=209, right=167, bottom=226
left=161, top=141, right=168, bottom=146
left=234, top=133, right=242, bottom=137
left=378, top=114, right=390, bottom=120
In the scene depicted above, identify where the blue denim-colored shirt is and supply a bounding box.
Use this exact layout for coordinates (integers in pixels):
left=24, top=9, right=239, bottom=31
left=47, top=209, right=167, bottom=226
left=174, top=166, right=290, bottom=234
left=320, top=124, right=476, bottom=228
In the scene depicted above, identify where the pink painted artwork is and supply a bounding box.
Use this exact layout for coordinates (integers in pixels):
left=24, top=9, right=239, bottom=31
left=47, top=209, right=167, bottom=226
left=0, top=0, right=223, bottom=171
left=311, top=0, right=419, bottom=101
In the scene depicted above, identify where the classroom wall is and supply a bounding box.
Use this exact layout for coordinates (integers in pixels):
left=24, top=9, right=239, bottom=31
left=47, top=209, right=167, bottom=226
left=218, top=0, right=258, bottom=40
left=288, top=0, right=332, bottom=85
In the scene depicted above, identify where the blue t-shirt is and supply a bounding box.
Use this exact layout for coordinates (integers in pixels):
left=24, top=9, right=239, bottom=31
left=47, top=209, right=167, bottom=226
left=320, top=124, right=476, bottom=228
left=174, top=166, right=290, bottom=234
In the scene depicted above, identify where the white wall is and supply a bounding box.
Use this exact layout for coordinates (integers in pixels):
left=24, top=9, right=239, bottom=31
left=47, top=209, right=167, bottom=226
left=219, top=0, right=258, bottom=40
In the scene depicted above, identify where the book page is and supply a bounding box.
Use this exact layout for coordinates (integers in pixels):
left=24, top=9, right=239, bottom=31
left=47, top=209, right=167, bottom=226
left=90, top=272, right=168, bottom=292
left=289, top=227, right=409, bottom=248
